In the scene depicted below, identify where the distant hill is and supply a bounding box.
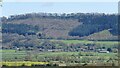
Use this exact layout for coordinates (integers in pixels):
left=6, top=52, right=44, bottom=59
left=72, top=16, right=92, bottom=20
left=1, top=13, right=119, bottom=40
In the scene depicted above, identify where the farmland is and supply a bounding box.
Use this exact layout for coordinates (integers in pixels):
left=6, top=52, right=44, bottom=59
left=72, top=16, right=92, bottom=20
left=1, top=40, right=119, bottom=66
left=1, top=51, right=118, bottom=66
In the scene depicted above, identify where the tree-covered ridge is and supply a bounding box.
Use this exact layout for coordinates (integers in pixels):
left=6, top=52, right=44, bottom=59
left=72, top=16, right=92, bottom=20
left=1, top=13, right=119, bottom=40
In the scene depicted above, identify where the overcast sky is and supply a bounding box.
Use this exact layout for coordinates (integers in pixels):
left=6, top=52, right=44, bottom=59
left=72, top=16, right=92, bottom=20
left=1, top=2, right=118, bottom=17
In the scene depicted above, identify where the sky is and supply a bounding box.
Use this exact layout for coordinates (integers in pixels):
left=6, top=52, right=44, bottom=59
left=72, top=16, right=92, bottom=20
left=1, top=2, right=118, bottom=17
left=3, top=0, right=119, bottom=2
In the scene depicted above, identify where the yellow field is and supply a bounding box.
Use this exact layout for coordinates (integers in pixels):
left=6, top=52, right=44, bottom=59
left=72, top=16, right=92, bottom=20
left=0, top=61, right=49, bottom=66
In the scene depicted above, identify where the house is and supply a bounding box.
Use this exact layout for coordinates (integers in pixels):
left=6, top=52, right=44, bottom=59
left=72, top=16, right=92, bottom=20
left=98, top=50, right=109, bottom=53
left=98, top=49, right=110, bottom=53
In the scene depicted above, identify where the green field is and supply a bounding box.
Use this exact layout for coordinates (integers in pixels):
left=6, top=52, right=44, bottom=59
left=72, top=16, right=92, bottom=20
left=51, top=40, right=118, bottom=49
left=1, top=50, right=118, bottom=64
left=51, top=40, right=119, bottom=45
left=0, top=50, right=118, bottom=66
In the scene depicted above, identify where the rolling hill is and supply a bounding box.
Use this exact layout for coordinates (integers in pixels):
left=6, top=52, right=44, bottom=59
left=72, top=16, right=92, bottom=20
left=1, top=13, right=119, bottom=40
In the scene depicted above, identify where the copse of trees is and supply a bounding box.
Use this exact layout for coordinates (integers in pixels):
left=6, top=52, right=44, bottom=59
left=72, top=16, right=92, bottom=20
left=69, top=24, right=108, bottom=37
left=2, top=23, right=39, bottom=35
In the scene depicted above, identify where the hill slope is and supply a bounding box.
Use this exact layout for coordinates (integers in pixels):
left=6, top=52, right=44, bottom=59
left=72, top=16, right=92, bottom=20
left=1, top=13, right=118, bottom=40
left=84, top=30, right=118, bottom=40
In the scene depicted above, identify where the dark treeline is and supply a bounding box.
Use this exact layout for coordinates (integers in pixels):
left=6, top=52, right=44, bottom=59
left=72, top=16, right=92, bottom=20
left=2, top=23, right=39, bottom=35
left=1, top=13, right=117, bottom=21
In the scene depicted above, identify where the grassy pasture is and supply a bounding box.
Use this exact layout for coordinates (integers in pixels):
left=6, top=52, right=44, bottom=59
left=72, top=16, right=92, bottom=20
left=51, top=40, right=118, bottom=48
left=51, top=40, right=119, bottom=45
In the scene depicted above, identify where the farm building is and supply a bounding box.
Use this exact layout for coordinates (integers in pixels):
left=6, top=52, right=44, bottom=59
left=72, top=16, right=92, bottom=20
left=98, top=50, right=109, bottom=53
